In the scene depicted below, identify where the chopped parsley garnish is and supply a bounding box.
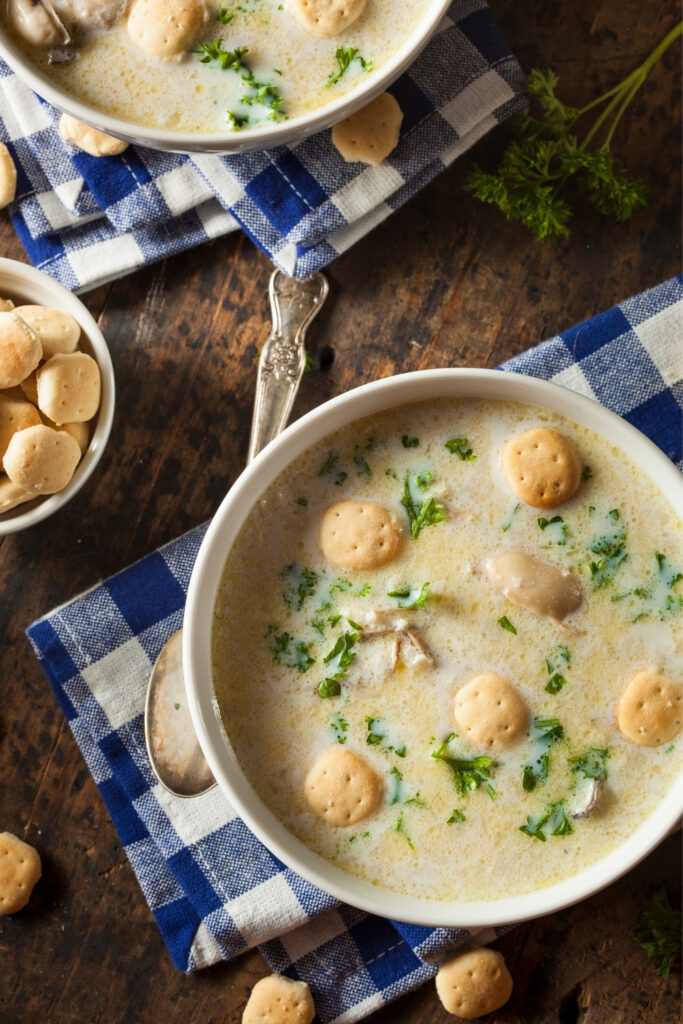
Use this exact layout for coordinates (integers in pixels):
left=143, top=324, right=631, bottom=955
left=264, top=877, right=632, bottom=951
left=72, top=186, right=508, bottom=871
left=226, top=111, right=249, bottom=131
left=317, top=630, right=357, bottom=697
left=323, top=630, right=357, bottom=675
left=348, top=830, right=370, bottom=843
left=266, top=627, right=314, bottom=673
left=366, top=716, right=384, bottom=746
left=194, top=41, right=286, bottom=123
left=401, top=475, right=446, bottom=540
left=217, top=6, right=234, bottom=22
left=582, top=465, right=593, bottom=481
left=354, top=453, right=371, bottom=477
left=501, top=502, right=521, bottom=532
left=319, top=451, right=338, bottom=476
left=389, top=765, right=404, bottom=804
left=538, top=514, right=568, bottom=545
left=568, top=747, right=610, bottom=781
left=445, top=437, right=476, bottom=461
left=387, top=582, right=430, bottom=608
left=402, top=435, right=419, bottom=448
left=358, top=583, right=371, bottom=597
left=545, top=644, right=570, bottom=694
left=365, top=716, right=406, bottom=756
left=588, top=507, right=628, bottom=587
left=431, top=735, right=497, bottom=799
left=393, top=813, right=414, bottom=849
left=447, top=809, right=466, bottom=824
left=404, top=793, right=428, bottom=807
left=634, top=889, right=682, bottom=978
left=194, top=40, right=249, bottom=69
left=498, top=615, right=517, bottom=635
left=330, top=712, right=349, bottom=744
left=326, top=46, right=374, bottom=88
left=415, top=470, right=433, bottom=490
left=522, top=717, right=565, bottom=792
left=627, top=552, right=683, bottom=622
left=545, top=673, right=568, bottom=694
left=520, top=800, right=574, bottom=841
left=295, top=496, right=308, bottom=507
left=281, top=564, right=320, bottom=610
left=317, top=678, right=341, bottom=698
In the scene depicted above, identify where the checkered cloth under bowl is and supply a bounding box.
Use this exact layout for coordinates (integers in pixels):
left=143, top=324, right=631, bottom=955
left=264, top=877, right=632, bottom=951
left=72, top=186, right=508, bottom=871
left=26, top=277, right=682, bottom=1023
left=0, top=0, right=526, bottom=291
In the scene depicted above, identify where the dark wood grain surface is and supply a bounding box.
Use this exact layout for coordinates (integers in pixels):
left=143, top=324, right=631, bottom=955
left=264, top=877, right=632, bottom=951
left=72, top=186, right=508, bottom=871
left=1, top=1, right=681, bottom=1021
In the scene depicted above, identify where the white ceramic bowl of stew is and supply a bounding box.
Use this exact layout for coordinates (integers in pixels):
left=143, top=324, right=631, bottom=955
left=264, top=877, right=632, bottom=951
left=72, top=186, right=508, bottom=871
left=183, top=368, right=683, bottom=926
left=0, top=0, right=450, bottom=153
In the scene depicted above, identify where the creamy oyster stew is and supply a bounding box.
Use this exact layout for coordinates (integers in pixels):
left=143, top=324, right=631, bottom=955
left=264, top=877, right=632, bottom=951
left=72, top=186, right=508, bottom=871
left=2, top=0, right=432, bottom=132
left=212, top=398, right=683, bottom=902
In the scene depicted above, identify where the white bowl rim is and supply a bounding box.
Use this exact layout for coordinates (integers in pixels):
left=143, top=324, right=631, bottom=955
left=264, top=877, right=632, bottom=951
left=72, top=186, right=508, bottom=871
left=184, top=367, right=683, bottom=928
left=0, top=0, right=451, bottom=153
left=0, top=257, right=115, bottom=534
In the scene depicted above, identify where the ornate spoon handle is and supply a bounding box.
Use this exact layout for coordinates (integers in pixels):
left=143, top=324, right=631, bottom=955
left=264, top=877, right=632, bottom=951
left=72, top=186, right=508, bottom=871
left=248, top=269, right=329, bottom=463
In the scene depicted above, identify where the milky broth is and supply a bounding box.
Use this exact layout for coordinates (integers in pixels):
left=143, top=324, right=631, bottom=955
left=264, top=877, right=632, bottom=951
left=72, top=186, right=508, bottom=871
left=212, top=398, right=682, bottom=902
left=3, top=0, right=433, bottom=132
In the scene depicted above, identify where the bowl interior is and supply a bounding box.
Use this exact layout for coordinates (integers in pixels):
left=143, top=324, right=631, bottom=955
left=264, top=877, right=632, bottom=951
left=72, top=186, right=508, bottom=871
left=184, top=368, right=683, bottom=927
left=0, top=258, right=115, bottom=534
left=0, top=0, right=450, bottom=153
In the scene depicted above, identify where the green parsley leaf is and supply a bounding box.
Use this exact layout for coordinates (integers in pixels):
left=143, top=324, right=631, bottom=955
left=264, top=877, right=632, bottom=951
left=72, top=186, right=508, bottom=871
left=217, top=6, right=234, bottom=22
left=498, top=615, right=517, bottom=634
left=354, top=453, right=371, bottom=477
left=445, top=437, right=476, bottom=461
left=538, top=514, right=568, bottom=545
left=366, top=716, right=385, bottom=746
left=317, top=678, right=341, bottom=698
left=634, top=889, right=682, bottom=978
left=266, top=626, right=314, bottom=672
left=326, top=46, right=374, bottom=88
left=520, top=800, right=574, bottom=841
left=432, top=737, right=497, bottom=799
left=319, top=451, right=338, bottom=476
left=447, top=809, right=466, bottom=824
left=582, top=465, right=593, bottom=481
left=568, top=747, right=610, bottom=781
left=389, top=765, right=404, bottom=804
left=281, top=564, right=320, bottom=610
left=194, top=40, right=249, bottom=70
left=522, top=717, right=565, bottom=791
left=545, top=673, right=568, bottom=694
left=401, top=475, right=446, bottom=540
left=501, top=502, right=521, bottom=532
left=226, top=111, right=248, bottom=131
left=387, top=582, right=430, bottom=608
left=393, top=813, right=414, bottom=849
left=402, top=435, right=419, bottom=448
left=330, top=712, right=349, bottom=744
left=589, top=506, right=628, bottom=587
left=323, top=631, right=357, bottom=676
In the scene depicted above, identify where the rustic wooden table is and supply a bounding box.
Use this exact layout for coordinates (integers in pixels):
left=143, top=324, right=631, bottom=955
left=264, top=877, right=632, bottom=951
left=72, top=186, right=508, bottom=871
left=1, top=1, right=681, bottom=1021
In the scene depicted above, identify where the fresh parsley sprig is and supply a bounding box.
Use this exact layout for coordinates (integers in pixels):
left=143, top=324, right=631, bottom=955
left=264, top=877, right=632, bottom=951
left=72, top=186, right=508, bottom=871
left=634, top=889, right=682, bottom=978
left=465, top=23, right=682, bottom=240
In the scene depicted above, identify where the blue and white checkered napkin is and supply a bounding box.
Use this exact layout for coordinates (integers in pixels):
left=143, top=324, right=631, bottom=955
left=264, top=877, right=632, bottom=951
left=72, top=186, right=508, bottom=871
left=0, top=0, right=526, bottom=292
left=26, top=278, right=682, bottom=1022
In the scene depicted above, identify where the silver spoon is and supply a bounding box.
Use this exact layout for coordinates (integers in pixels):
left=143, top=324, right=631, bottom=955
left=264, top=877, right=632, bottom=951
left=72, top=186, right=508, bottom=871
left=145, top=269, right=329, bottom=797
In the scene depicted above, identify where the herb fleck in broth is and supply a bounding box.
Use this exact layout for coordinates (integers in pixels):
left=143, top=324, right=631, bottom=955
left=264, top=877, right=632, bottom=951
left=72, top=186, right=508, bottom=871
left=211, top=398, right=682, bottom=902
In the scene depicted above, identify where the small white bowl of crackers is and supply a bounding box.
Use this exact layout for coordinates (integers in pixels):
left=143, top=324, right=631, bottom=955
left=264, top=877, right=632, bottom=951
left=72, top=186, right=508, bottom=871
left=0, top=257, right=114, bottom=533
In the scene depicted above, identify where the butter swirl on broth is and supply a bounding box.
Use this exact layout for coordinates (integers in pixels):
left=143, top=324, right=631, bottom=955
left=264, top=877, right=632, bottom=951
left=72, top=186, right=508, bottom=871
left=212, top=397, right=682, bottom=902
